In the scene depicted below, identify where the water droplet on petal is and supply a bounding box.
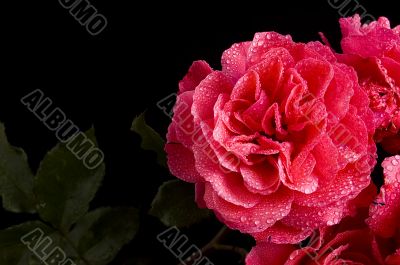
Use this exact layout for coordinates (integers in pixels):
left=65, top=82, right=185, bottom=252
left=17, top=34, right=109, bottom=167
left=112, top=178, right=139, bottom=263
left=304, top=188, right=312, bottom=194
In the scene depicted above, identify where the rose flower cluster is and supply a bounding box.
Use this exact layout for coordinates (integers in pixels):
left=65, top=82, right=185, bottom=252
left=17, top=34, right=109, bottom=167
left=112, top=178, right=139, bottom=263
left=166, top=15, right=400, bottom=264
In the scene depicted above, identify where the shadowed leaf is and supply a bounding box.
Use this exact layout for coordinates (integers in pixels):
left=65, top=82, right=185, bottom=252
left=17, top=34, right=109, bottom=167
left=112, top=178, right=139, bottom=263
left=150, top=180, right=211, bottom=227
left=34, top=128, right=105, bottom=232
left=0, top=122, right=36, bottom=213
left=131, top=113, right=166, bottom=167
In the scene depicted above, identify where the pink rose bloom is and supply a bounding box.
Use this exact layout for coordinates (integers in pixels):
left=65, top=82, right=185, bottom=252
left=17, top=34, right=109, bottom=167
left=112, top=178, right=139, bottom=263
left=339, top=15, right=400, bottom=153
left=166, top=32, right=376, bottom=244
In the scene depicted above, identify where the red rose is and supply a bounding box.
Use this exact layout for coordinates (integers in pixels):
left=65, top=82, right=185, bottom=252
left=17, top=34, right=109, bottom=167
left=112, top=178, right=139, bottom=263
left=166, top=32, right=376, bottom=244
left=339, top=15, right=400, bottom=153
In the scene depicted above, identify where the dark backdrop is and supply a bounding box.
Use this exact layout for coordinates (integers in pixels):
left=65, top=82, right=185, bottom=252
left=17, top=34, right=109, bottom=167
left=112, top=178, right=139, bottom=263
left=1, top=1, right=398, bottom=264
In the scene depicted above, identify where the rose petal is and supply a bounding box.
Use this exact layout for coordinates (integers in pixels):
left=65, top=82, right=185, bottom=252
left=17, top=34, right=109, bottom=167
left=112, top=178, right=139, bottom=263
left=231, top=70, right=261, bottom=101
left=221, top=99, right=252, bottom=134
left=295, top=58, right=334, bottom=99
left=193, top=142, right=261, bottom=208
left=311, top=135, right=339, bottom=183
left=252, top=221, right=312, bottom=244
left=284, top=151, right=318, bottom=194
left=222, top=42, right=251, bottom=80
left=195, top=182, right=207, bottom=208
left=340, top=15, right=400, bottom=58
left=262, top=103, right=287, bottom=138
left=200, top=119, right=241, bottom=172
left=242, top=90, right=269, bottom=131
left=179, top=60, right=213, bottom=93
left=367, top=155, right=400, bottom=238
left=165, top=142, right=203, bottom=183
left=330, top=106, right=369, bottom=168
left=304, top=41, right=337, bottom=62
left=386, top=249, right=400, bottom=265
left=293, top=165, right=371, bottom=208
left=281, top=200, right=351, bottom=231
left=240, top=158, right=280, bottom=195
left=172, top=91, right=197, bottom=148
left=246, top=242, right=296, bottom=265
left=319, top=230, right=379, bottom=265
left=204, top=184, right=293, bottom=233
left=192, top=71, right=233, bottom=122
left=250, top=48, right=292, bottom=102
left=324, top=64, right=355, bottom=122
left=247, top=32, right=293, bottom=66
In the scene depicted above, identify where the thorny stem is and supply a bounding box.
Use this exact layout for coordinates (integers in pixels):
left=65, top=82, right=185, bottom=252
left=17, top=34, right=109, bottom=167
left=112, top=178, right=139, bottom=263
left=177, top=226, right=248, bottom=265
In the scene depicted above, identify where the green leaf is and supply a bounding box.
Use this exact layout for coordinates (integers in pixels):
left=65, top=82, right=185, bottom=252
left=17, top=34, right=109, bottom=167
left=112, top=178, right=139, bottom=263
left=0, top=122, right=36, bottom=213
left=0, top=207, right=140, bottom=265
left=68, top=207, right=140, bottom=265
left=34, top=128, right=105, bottom=232
left=0, top=221, right=53, bottom=265
left=131, top=113, right=166, bottom=167
left=150, top=180, right=211, bottom=227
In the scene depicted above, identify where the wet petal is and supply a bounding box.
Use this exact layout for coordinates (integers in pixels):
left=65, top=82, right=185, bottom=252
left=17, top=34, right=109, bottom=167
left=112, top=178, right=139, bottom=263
left=179, top=60, right=213, bottom=93
left=246, top=242, right=296, bottom=265
left=367, top=155, right=400, bottom=237
left=192, top=72, right=233, bottom=122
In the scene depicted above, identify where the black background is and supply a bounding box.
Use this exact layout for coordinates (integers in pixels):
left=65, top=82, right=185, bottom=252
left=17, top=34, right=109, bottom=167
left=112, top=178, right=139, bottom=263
left=1, top=1, right=398, bottom=264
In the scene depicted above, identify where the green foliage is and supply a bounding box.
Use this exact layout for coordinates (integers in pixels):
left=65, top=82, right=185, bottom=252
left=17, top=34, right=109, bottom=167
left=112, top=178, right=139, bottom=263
left=150, top=180, right=211, bottom=228
left=34, top=128, right=105, bottom=232
left=131, top=113, right=167, bottom=167
left=0, top=123, right=139, bottom=265
left=0, top=123, right=36, bottom=213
